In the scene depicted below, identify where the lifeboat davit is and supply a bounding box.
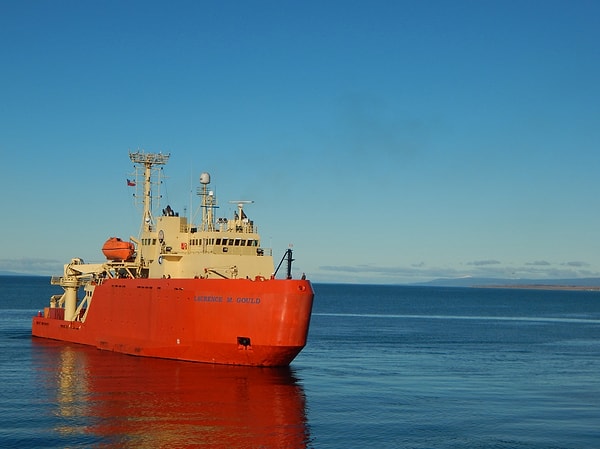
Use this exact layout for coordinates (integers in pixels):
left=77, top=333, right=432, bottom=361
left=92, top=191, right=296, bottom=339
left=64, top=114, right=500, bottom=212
left=102, top=237, right=135, bottom=261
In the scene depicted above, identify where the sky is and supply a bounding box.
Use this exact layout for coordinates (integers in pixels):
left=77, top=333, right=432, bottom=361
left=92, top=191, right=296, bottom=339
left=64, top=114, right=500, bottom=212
left=1, top=0, right=599, bottom=284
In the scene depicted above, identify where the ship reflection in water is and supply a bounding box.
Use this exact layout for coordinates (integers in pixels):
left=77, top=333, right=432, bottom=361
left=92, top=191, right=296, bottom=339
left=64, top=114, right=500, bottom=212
left=33, top=339, right=310, bottom=448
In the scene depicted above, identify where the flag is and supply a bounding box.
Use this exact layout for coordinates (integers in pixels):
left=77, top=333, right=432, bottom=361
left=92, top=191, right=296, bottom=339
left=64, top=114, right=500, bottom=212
left=127, top=179, right=136, bottom=187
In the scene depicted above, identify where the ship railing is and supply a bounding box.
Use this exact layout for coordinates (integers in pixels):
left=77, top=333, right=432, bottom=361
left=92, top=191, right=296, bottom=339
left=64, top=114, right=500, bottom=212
left=185, top=224, right=259, bottom=234
left=50, top=276, right=63, bottom=285
left=230, top=224, right=257, bottom=233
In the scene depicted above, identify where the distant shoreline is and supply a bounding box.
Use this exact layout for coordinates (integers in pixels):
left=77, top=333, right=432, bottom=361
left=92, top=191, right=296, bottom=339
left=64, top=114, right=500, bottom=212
left=475, top=284, right=600, bottom=291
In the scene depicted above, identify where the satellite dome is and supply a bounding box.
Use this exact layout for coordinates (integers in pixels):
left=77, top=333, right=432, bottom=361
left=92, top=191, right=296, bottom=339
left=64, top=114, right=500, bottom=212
left=200, top=172, right=211, bottom=184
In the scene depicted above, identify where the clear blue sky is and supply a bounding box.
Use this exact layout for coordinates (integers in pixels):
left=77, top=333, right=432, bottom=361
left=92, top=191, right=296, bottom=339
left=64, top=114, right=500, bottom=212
left=1, top=0, right=599, bottom=283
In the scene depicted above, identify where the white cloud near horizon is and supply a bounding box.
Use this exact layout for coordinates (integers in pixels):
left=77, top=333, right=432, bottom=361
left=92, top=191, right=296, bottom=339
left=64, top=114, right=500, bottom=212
left=0, top=258, right=63, bottom=276
left=318, top=259, right=600, bottom=283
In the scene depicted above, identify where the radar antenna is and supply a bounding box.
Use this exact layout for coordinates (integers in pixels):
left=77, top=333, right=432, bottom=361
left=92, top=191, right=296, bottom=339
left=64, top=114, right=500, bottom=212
left=229, top=200, right=254, bottom=221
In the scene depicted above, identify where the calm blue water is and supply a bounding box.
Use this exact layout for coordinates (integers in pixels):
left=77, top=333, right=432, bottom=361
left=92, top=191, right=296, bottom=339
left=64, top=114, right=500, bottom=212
left=1, top=276, right=599, bottom=448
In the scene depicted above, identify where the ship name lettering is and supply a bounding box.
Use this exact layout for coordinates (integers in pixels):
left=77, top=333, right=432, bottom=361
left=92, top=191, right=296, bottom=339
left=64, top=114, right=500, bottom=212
left=236, top=297, right=261, bottom=304
left=194, top=295, right=223, bottom=303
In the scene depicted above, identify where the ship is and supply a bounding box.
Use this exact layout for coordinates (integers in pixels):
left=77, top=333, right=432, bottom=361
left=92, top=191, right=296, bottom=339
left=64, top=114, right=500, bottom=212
left=32, top=151, right=314, bottom=366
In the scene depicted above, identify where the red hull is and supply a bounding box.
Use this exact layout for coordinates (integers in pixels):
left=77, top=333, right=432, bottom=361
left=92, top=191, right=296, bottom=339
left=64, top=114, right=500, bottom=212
left=32, top=277, right=314, bottom=366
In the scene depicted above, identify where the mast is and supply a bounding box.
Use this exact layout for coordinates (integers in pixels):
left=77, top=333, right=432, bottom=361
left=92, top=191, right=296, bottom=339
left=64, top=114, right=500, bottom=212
left=198, top=172, right=217, bottom=231
left=129, top=151, right=170, bottom=232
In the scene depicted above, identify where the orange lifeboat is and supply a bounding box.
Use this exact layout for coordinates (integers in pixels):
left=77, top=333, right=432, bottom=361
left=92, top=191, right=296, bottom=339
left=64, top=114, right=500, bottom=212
left=102, top=237, right=135, bottom=261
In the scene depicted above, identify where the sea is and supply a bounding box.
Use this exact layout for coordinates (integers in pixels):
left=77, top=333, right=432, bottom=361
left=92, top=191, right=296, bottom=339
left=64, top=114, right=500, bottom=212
left=1, top=276, right=599, bottom=448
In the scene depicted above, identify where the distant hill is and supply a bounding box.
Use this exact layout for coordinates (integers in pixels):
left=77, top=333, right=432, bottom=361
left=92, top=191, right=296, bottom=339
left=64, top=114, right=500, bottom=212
left=414, top=277, right=600, bottom=288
